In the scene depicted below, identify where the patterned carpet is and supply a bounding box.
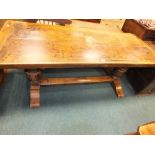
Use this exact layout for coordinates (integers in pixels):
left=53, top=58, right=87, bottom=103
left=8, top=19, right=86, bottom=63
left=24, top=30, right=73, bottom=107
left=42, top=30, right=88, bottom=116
left=0, top=68, right=155, bottom=134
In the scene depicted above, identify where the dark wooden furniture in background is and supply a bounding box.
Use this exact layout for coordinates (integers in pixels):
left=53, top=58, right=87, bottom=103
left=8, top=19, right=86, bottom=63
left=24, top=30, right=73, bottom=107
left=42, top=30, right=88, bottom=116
left=37, top=19, right=72, bottom=25
left=22, top=19, right=101, bottom=24
left=122, top=19, right=155, bottom=40
left=76, top=19, right=101, bottom=23
left=122, top=19, right=155, bottom=94
left=0, top=19, right=101, bottom=30
left=127, top=68, right=155, bottom=94
left=1, top=20, right=155, bottom=107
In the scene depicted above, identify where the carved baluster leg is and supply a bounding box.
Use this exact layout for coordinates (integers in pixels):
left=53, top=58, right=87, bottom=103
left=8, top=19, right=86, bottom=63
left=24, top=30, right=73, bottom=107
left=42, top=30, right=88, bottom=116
left=113, top=68, right=128, bottom=78
left=112, top=68, right=128, bottom=98
left=0, top=69, right=5, bottom=84
left=25, top=70, right=42, bottom=108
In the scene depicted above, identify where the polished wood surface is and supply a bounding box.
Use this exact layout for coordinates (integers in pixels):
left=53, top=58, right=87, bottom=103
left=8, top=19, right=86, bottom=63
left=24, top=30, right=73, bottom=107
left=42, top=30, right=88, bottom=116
left=127, top=121, right=155, bottom=135
left=1, top=20, right=155, bottom=69
left=71, top=20, right=108, bottom=30
left=138, top=122, right=155, bottom=135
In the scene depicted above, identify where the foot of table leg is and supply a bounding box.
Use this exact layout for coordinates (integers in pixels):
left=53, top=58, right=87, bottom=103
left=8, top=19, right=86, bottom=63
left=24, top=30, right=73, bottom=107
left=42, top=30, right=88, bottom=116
left=112, top=68, right=128, bottom=98
left=30, top=82, right=40, bottom=108
left=25, top=70, right=42, bottom=108
left=113, top=78, right=124, bottom=97
left=0, top=69, right=5, bottom=84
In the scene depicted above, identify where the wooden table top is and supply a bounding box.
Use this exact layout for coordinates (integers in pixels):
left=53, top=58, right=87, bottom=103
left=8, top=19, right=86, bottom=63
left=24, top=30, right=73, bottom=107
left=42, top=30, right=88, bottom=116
left=0, top=20, right=155, bottom=69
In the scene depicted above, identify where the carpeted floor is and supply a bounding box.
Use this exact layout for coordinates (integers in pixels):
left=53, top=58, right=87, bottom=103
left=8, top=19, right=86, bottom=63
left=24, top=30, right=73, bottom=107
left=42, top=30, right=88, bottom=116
left=0, top=68, right=155, bottom=135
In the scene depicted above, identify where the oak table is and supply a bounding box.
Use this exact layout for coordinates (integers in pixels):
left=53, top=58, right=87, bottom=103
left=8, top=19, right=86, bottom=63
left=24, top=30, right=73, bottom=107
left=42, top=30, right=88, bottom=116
left=1, top=20, right=155, bottom=108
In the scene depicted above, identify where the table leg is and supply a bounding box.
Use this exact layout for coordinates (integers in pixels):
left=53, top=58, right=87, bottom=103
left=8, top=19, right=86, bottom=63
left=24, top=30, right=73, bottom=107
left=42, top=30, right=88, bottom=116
left=24, top=68, right=127, bottom=108
left=0, top=69, right=5, bottom=84
left=25, top=69, right=42, bottom=108
left=112, top=68, right=128, bottom=98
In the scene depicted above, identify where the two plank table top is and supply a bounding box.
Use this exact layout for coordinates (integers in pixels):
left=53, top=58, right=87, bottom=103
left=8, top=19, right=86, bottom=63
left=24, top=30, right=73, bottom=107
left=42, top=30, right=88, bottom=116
left=0, top=20, right=155, bottom=107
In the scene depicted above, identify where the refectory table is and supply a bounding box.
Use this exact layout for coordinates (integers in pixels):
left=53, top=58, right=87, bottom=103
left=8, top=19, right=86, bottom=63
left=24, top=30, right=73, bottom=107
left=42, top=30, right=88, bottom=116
left=0, top=20, right=155, bottom=107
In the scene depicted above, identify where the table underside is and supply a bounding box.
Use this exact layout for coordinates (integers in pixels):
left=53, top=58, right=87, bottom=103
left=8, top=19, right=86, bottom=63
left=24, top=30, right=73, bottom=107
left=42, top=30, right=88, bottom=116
left=0, top=67, right=127, bottom=108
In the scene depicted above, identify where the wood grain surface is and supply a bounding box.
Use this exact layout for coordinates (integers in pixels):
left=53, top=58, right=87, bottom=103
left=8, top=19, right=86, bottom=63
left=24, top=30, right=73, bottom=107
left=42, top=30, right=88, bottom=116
left=138, top=122, right=155, bottom=135
left=0, top=20, right=155, bottom=69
